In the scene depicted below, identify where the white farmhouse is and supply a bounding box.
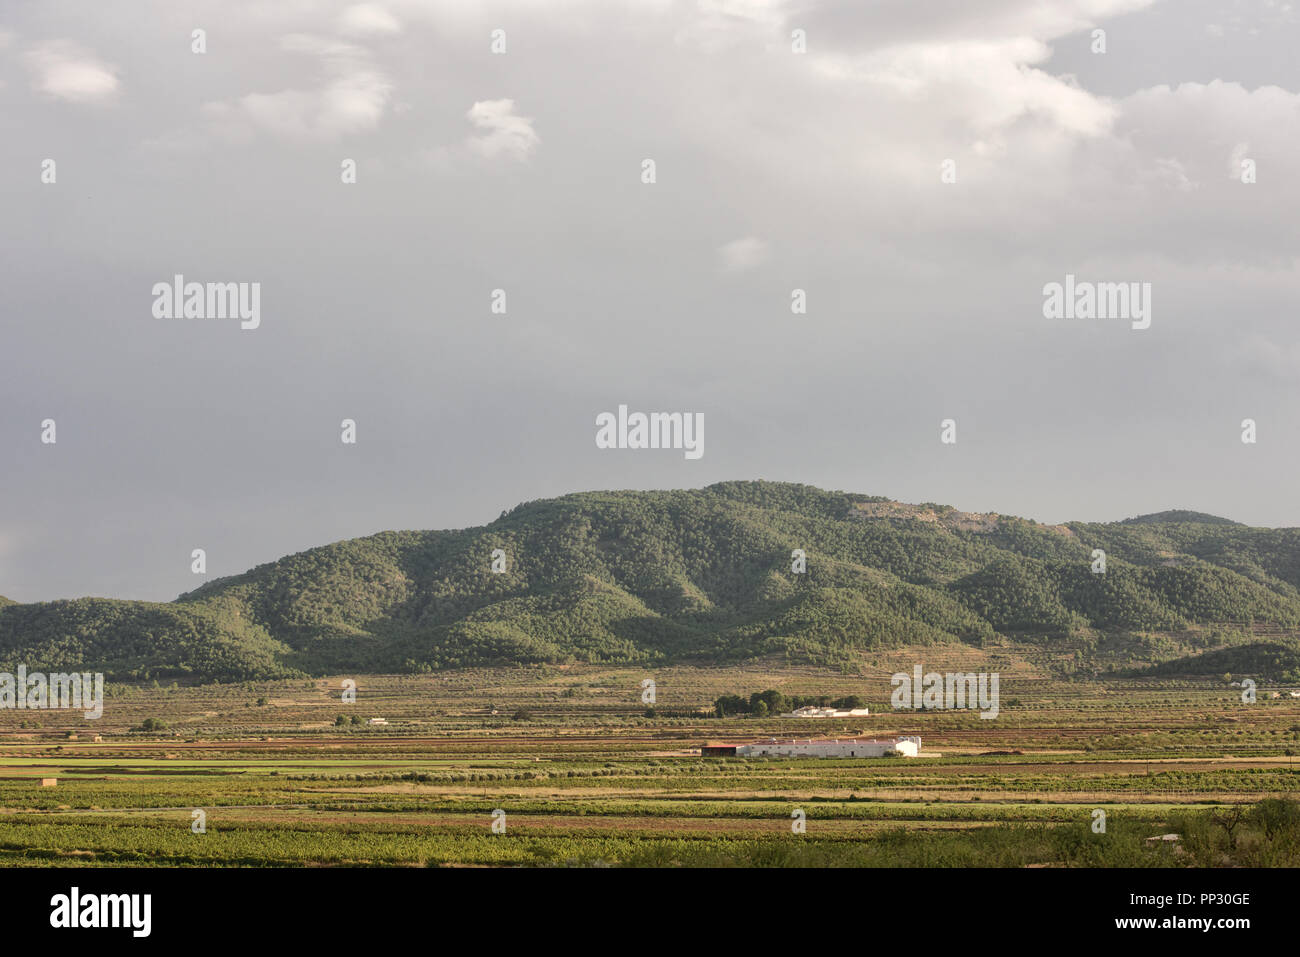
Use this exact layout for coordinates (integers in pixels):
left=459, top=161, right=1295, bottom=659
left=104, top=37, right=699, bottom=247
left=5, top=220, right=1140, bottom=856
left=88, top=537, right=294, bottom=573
left=781, top=706, right=871, bottom=718
left=736, top=736, right=919, bottom=758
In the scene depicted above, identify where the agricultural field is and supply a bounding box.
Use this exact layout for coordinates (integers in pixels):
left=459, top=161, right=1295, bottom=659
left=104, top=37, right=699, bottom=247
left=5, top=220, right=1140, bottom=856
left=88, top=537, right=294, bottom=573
left=1, top=658, right=1299, bottom=867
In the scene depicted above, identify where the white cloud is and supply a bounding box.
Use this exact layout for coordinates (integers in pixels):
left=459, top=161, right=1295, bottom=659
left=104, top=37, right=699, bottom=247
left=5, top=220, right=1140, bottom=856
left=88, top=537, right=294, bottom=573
left=1118, top=81, right=1300, bottom=195
left=200, top=33, right=393, bottom=141
left=338, top=4, right=402, bottom=37
left=675, top=0, right=787, bottom=52
left=1151, top=156, right=1196, bottom=192
left=718, top=236, right=770, bottom=273
left=818, top=39, right=1116, bottom=144
left=25, top=40, right=119, bottom=103
left=465, top=99, right=539, bottom=161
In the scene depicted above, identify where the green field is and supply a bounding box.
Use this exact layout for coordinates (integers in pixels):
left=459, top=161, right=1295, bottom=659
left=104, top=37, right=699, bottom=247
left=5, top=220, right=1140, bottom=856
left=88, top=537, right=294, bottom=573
left=0, top=660, right=1298, bottom=867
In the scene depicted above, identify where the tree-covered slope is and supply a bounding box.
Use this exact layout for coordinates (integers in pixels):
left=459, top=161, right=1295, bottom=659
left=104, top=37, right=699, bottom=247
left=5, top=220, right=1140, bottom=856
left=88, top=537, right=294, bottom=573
left=1120, top=510, right=1241, bottom=526
left=0, top=597, right=293, bottom=681
left=1142, top=642, right=1300, bottom=682
left=3, top=481, right=1300, bottom=681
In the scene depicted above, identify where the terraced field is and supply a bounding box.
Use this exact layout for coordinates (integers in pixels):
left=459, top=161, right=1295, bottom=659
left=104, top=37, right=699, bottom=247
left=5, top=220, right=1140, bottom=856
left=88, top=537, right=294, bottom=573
left=1, top=663, right=1298, bottom=866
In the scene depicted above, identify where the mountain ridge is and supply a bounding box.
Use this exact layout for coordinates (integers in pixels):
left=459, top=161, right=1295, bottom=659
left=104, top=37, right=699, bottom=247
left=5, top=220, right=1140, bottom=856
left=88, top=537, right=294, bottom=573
left=1119, top=509, right=1242, bottom=526
left=1, top=481, right=1297, bottom=682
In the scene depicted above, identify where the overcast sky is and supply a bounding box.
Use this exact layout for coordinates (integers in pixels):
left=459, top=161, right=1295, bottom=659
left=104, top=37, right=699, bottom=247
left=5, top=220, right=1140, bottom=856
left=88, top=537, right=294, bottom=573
left=2, top=0, right=1299, bottom=602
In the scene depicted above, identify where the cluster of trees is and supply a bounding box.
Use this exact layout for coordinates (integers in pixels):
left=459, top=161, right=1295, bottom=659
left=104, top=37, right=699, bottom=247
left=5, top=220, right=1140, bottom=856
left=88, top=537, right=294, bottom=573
left=1145, top=641, right=1300, bottom=682
left=713, top=689, right=867, bottom=717
left=0, top=597, right=296, bottom=683
left=951, top=555, right=1300, bottom=635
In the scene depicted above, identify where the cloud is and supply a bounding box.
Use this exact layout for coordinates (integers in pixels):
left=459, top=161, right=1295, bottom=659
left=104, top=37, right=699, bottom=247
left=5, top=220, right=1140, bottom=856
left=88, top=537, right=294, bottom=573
left=11, top=0, right=1300, bottom=599
left=201, top=33, right=393, bottom=141
left=338, top=4, right=402, bottom=37
left=718, top=237, right=770, bottom=273
left=792, top=0, right=1158, bottom=52
left=1151, top=156, right=1196, bottom=192
left=816, top=38, right=1117, bottom=146
left=1117, top=82, right=1300, bottom=205
left=674, top=0, right=787, bottom=52
left=465, top=99, right=539, bottom=161
left=25, top=40, right=119, bottom=102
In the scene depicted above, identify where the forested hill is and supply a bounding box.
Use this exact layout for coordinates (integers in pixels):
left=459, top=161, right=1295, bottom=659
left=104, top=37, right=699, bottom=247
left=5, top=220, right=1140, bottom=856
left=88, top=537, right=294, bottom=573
left=1119, top=510, right=1243, bottom=526
left=3, top=481, right=1300, bottom=682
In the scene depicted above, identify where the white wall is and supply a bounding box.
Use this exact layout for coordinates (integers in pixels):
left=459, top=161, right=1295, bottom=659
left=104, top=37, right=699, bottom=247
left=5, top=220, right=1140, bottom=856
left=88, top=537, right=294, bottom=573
left=736, top=739, right=917, bottom=758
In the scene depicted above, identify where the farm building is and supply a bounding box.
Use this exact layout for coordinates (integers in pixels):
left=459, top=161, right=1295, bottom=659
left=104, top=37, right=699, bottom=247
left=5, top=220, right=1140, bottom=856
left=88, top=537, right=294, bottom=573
left=366, top=718, right=389, bottom=726
left=735, top=736, right=920, bottom=758
left=780, top=706, right=870, bottom=718
left=701, top=744, right=738, bottom=756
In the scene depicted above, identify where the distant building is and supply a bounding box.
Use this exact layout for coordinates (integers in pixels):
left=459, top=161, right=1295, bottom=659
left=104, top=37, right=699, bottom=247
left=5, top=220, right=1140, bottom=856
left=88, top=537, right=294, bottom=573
left=366, top=717, right=388, bottom=726
left=781, top=706, right=870, bottom=718
left=40, top=778, right=57, bottom=787
left=701, top=743, right=737, bottom=756
left=734, top=736, right=920, bottom=758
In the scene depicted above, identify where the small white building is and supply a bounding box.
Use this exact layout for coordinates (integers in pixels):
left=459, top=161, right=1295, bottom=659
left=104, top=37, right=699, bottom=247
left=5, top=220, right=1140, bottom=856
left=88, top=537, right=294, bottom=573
left=737, top=736, right=919, bottom=758
left=366, top=717, right=389, bottom=726
left=781, top=706, right=871, bottom=718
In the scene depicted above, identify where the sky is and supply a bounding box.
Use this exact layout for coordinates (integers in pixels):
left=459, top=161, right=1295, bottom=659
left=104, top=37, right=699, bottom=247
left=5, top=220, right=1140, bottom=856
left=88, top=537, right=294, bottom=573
left=2, top=0, right=1299, bottom=603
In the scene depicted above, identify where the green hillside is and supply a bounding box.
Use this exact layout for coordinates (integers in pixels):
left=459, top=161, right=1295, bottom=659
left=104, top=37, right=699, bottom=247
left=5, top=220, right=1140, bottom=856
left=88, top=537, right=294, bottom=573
left=1119, top=510, right=1242, bottom=526
left=2, top=481, right=1299, bottom=682
left=1142, top=641, right=1300, bottom=682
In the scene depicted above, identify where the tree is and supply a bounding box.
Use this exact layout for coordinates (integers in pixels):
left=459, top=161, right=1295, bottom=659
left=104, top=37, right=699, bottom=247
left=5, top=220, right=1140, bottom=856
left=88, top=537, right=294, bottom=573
left=749, top=689, right=787, bottom=715
left=714, top=694, right=747, bottom=717
left=1249, top=798, right=1300, bottom=844
left=1213, top=806, right=1246, bottom=849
